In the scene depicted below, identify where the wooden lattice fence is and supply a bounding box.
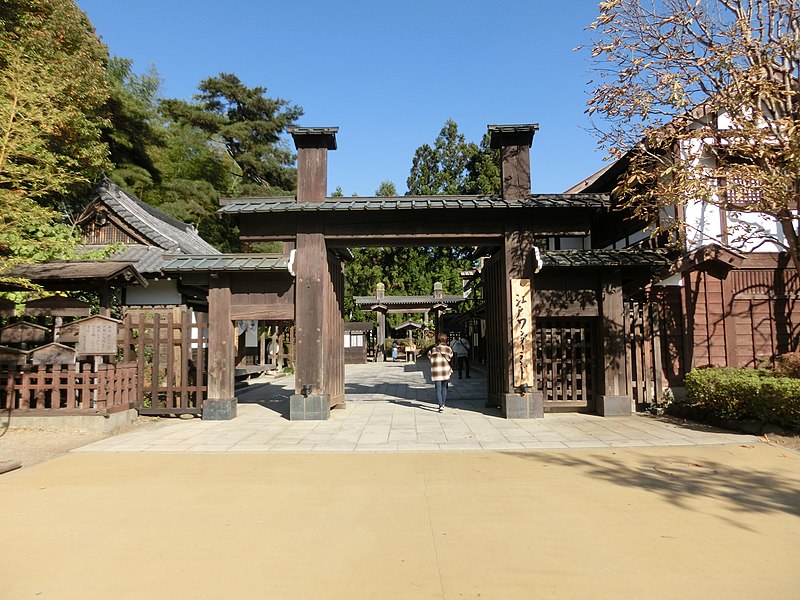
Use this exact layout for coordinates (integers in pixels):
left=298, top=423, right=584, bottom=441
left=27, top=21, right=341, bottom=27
left=121, top=307, right=208, bottom=415
left=0, top=363, right=138, bottom=415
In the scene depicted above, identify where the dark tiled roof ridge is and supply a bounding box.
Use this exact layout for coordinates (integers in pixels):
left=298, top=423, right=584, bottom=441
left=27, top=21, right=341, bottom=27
left=96, top=180, right=219, bottom=255
left=219, top=194, right=610, bottom=215
left=222, top=192, right=608, bottom=203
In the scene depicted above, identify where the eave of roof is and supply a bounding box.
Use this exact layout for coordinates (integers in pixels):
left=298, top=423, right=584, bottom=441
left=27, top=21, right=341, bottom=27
left=218, top=194, right=610, bottom=215
left=162, top=254, right=289, bottom=273
left=5, top=261, right=148, bottom=288
left=542, top=249, right=671, bottom=268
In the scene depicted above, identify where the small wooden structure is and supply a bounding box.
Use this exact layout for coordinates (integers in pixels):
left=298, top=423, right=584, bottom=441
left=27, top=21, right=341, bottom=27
left=344, top=322, right=373, bottom=364
left=29, top=343, right=77, bottom=365
left=355, top=283, right=463, bottom=357
left=0, top=308, right=138, bottom=416
left=0, top=346, right=28, bottom=365
left=0, top=322, right=48, bottom=348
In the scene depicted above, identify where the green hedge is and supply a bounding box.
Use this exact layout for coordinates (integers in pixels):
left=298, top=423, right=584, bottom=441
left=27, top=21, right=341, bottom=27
left=684, top=367, right=800, bottom=429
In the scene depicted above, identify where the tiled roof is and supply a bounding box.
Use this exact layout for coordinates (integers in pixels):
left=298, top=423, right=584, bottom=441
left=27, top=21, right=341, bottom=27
left=94, top=180, right=220, bottom=255
left=354, top=295, right=466, bottom=306
left=81, top=244, right=169, bottom=275
left=162, top=254, right=289, bottom=273
left=542, top=249, right=671, bottom=268
left=7, top=261, right=147, bottom=287
left=218, top=194, right=609, bottom=215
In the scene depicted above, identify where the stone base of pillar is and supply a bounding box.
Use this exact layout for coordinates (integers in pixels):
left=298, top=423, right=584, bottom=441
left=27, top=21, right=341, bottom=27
left=597, top=395, right=632, bottom=417
left=289, top=394, right=331, bottom=420
left=502, top=392, right=544, bottom=419
left=202, top=398, right=237, bottom=420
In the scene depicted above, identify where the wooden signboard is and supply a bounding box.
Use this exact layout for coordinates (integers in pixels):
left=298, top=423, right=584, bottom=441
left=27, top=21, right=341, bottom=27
left=0, top=345, right=28, bottom=365
left=510, top=278, right=533, bottom=388
left=30, top=342, right=77, bottom=365
left=0, top=322, right=48, bottom=344
left=56, top=321, right=81, bottom=343
left=76, top=315, right=120, bottom=356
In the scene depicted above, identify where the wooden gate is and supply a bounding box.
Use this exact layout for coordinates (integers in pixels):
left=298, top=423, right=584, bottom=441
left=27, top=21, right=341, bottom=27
left=536, top=318, right=596, bottom=410
left=625, top=289, right=685, bottom=409
left=121, top=307, right=208, bottom=415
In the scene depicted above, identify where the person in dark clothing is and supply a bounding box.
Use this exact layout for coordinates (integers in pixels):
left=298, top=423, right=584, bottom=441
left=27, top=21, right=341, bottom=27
left=450, top=336, right=471, bottom=379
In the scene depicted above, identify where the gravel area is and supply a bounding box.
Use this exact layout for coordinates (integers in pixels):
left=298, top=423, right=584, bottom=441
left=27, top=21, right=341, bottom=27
left=0, top=418, right=158, bottom=471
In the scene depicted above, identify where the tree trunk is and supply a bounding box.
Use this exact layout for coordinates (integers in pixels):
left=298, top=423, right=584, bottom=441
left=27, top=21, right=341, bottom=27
left=778, top=210, right=800, bottom=275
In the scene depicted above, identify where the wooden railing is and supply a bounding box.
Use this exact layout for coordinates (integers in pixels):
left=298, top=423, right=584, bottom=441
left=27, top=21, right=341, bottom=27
left=0, top=363, right=138, bottom=415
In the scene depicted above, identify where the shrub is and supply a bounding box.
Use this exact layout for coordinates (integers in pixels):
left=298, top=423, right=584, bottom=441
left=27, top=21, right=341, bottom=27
left=775, top=352, right=800, bottom=378
left=684, top=367, right=761, bottom=420
left=752, top=378, right=800, bottom=429
left=684, top=366, right=800, bottom=430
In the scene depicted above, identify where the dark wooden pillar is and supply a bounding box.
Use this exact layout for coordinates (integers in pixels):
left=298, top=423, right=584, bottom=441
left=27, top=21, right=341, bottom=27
left=98, top=284, right=111, bottom=317
left=375, top=283, right=386, bottom=361
left=289, top=126, right=338, bottom=420
left=294, top=232, right=327, bottom=393
left=597, top=272, right=631, bottom=416
left=204, top=273, right=236, bottom=419
left=489, top=124, right=539, bottom=200
left=501, top=229, right=543, bottom=418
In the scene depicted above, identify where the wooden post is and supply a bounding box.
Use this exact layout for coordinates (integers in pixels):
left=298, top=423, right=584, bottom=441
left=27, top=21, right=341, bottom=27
left=204, top=273, right=236, bottom=419
left=289, top=127, right=337, bottom=420
left=294, top=232, right=326, bottom=395
left=597, top=273, right=632, bottom=416
left=501, top=229, right=543, bottom=418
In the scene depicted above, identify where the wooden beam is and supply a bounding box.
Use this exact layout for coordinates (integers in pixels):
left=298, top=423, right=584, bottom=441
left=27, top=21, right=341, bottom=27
left=230, top=304, right=294, bottom=321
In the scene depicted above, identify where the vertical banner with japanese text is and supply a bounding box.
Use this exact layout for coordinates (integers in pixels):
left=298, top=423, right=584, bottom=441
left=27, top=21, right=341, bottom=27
left=511, top=278, right=533, bottom=388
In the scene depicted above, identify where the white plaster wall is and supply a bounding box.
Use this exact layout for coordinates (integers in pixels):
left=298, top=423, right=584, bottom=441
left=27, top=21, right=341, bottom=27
left=125, top=278, right=182, bottom=306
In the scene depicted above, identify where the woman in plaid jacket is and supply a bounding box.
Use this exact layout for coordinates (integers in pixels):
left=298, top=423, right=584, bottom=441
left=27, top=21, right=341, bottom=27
left=429, top=332, right=454, bottom=412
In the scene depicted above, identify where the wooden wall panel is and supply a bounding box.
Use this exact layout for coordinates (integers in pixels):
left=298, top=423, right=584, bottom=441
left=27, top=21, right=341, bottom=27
left=325, top=251, right=345, bottom=406
left=685, top=255, right=800, bottom=370
left=484, top=254, right=506, bottom=407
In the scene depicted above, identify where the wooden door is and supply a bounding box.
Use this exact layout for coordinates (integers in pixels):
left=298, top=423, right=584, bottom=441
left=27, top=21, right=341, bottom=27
left=536, top=318, right=596, bottom=411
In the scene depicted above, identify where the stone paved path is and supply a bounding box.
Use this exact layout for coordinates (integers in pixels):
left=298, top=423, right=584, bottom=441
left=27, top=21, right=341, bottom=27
left=76, top=361, right=757, bottom=453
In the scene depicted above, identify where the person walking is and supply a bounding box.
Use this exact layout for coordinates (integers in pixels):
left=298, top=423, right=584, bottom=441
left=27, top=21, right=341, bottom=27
left=451, top=335, right=471, bottom=379
left=429, top=332, right=454, bottom=412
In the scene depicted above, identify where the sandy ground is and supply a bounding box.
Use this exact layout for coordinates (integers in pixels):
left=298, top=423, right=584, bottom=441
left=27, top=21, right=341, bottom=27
left=1, top=445, right=799, bottom=599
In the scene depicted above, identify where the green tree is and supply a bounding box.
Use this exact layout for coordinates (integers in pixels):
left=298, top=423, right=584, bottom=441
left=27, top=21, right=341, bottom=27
left=407, top=120, right=478, bottom=195
left=0, top=0, right=110, bottom=204
left=103, top=56, right=164, bottom=189
left=0, top=0, right=110, bottom=284
left=375, top=180, right=396, bottom=197
left=160, top=73, right=303, bottom=192
left=584, top=0, right=800, bottom=272
left=465, top=133, right=501, bottom=195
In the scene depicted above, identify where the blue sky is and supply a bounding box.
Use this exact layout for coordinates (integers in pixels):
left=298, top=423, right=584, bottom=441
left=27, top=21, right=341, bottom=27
left=76, top=0, right=607, bottom=196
